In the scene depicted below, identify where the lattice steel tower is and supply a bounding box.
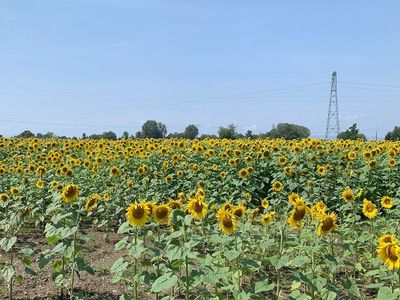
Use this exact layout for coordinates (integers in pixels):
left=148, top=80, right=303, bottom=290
left=325, top=71, right=340, bottom=139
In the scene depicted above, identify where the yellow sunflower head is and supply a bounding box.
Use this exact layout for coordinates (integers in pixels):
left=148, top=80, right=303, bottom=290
left=126, top=202, right=149, bottom=227
left=272, top=181, right=284, bottom=193
left=377, top=243, right=400, bottom=270
left=216, top=208, right=237, bottom=235
left=233, top=204, right=246, bottom=219
left=261, top=211, right=276, bottom=225
left=378, top=233, right=397, bottom=246
left=317, top=212, right=337, bottom=237
left=85, top=194, right=100, bottom=212
left=381, top=196, right=394, bottom=209
left=261, top=198, right=269, bottom=209
left=187, top=197, right=208, bottom=219
left=362, top=199, right=378, bottom=219
left=342, top=187, right=355, bottom=202
left=152, top=204, right=172, bottom=224
left=61, top=184, right=79, bottom=203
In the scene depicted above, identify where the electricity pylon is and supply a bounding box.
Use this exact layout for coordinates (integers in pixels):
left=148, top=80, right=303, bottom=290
left=325, top=71, right=340, bottom=139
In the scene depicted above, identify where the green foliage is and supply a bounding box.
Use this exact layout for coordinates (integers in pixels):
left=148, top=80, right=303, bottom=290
left=266, top=123, right=311, bottom=140
left=218, top=124, right=237, bottom=139
left=337, top=123, right=366, bottom=140
left=140, top=120, right=167, bottom=138
left=385, top=126, right=400, bottom=141
left=183, top=124, right=199, bottom=139
left=16, top=130, right=35, bottom=138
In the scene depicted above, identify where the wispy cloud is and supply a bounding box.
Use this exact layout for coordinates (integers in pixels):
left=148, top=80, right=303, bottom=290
left=341, top=114, right=367, bottom=121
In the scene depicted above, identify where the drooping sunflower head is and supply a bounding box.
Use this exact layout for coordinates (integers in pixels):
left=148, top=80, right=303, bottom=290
left=261, top=211, right=276, bottom=226
left=61, top=184, right=79, bottom=203
left=377, top=243, right=400, bottom=270
left=216, top=208, right=237, bottom=235
left=187, top=197, right=208, bottom=219
left=342, top=187, right=355, bottom=202
left=168, top=199, right=182, bottom=210
left=85, top=194, right=100, bottom=212
left=233, top=204, right=246, bottom=219
left=317, top=212, right=337, bottom=237
left=378, top=233, right=397, bottom=246
left=126, top=202, right=149, bottom=227
left=381, top=196, right=394, bottom=209
left=362, top=199, right=378, bottom=219
left=152, top=204, right=172, bottom=224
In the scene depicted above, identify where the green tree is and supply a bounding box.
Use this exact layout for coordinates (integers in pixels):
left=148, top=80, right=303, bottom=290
left=266, top=123, right=310, bottom=140
left=218, top=124, right=237, bottom=139
left=337, top=123, right=366, bottom=140
left=183, top=124, right=199, bottom=139
left=122, top=131, right=129, bottom=139
left=385, top=126, right=400, bottom=141
left=141, top=120, right=167, bottom=138
left=101, top=131, right=117, bottom=140
left=17, top=130, right=35, bottom=138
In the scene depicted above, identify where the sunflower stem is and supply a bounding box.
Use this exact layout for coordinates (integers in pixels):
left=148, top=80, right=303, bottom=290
left=235, top=233, right=241, bottom=292
left=134, top=227, right=138, bottom=300
left=183, top=223, right=189, bottom=300
left=276, top=223, right=285, bottom=298
left=330, top=234, right=336, bottom=283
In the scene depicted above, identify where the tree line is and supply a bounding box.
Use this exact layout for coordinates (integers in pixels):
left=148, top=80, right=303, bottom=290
left=8, top=121, right=400, bottom=141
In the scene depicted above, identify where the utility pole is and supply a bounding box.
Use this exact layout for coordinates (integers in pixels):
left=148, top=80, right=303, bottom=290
left=325, top=71, right=340, bottom=139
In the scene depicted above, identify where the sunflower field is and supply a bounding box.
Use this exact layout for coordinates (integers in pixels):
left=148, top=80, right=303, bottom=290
left=0, top=137, right=400, bottom=300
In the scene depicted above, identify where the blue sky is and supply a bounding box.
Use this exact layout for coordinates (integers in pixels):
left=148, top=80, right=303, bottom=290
left=0, top=0, right=399, bottom=138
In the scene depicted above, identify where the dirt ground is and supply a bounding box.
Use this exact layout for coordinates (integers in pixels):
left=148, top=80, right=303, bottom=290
left=0, top=228, right=128, bottom=300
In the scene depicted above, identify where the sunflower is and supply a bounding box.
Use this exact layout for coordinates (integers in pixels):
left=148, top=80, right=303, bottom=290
left=126, top=202, right=149, bottom=227
left=272, top=181, right=283, bottom=193
left=288, top=193, right=301, bottom=206
left=222, top=201, right=234, bottom=212
left=36, top=179, right=44, bottom=189
left=388, top=159, right=396, bottom=167
left=347, top=151, right=356, bottom=160
left=103, top=193, right=110, bottom=201
left=168, top=199, right=182, bottom=209
left=10, top=187, right=21, bottom=196
left=127, top=179, right=134, bottom=188
left=381, top=196, right=394, bottom=209
left=61, top=184, right=79, bottom=203
left=187, top=197, right=208, bottom=219
left=362, top=199, right=378, bottom=219
left=261, top=198, right=269, bottom=209
left=317, top=212, right=337, bottom=237
left=287, top=203, right=308, bottom=230
left=311, top=201, right=326, bottom=221
left=152, top=204, right=172, bottom=224
left=85, top=194, right=100, bottom=212
left=216, top=208, right=237, bottom=235
left=342, top=187, right=355, bottom=202
left=368, top=160, right=377, bottom=168
left=177, top=170, right=184, bottom=177
left=278, top=156, right=287, bottom=165
left=0, top=193, right=9, bottom=201
left=377, top=243, right=400, bottom=270
left=238, top=168, right=248, bottom=179
left=233, top=204, right=246, bottom=219
left=378, top=233, right=397, bottom=246
left=50, top=181, right=59, bottom=190
left=261, top=211, right=276, bottom=225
